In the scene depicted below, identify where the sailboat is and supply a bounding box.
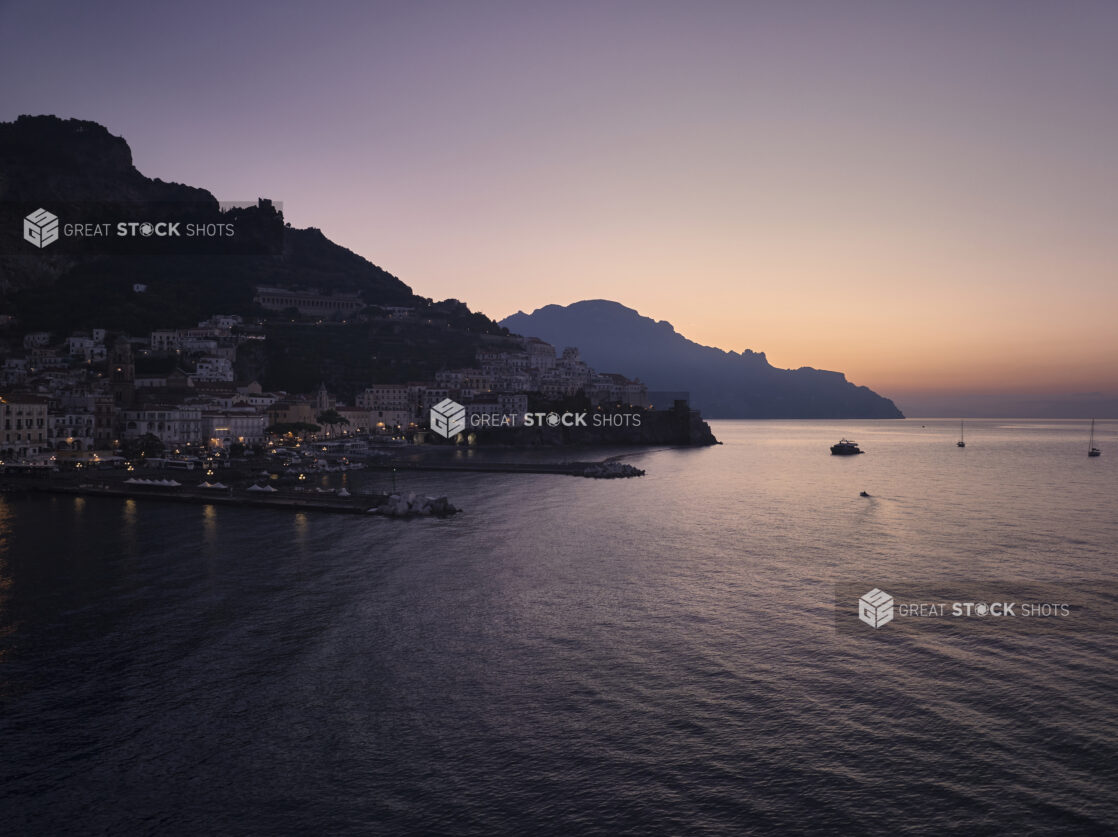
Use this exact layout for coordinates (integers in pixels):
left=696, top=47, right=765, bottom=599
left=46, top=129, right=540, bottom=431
left=957, top=420, right=966, bottom=448
left=1088, top=419, right=1101, bottom=457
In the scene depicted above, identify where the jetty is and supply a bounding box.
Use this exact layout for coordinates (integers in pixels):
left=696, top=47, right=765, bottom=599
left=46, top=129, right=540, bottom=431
left=0, top=451, right=648, bottom=517
left=361, top=460, right=645, bottom=478
left=0, top=473, right=458, bottom=518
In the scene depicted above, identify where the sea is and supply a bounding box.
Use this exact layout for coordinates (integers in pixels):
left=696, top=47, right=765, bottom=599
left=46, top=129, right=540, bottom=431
left=1, top=419, right=1116, bottom=835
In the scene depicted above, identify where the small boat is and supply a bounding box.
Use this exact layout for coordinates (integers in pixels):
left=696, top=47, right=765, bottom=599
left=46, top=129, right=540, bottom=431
left=957, top=419, right=966, bottom=448
left=831, top=439, right=863, bottom=455
left=1088, top=419, right=1101, bottom=457
left=860, top=490, right=870, bottom=497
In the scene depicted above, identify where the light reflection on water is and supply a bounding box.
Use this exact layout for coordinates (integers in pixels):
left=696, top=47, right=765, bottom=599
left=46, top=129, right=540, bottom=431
left=0, top=498, right=10, bottom=556
left=293, top=512, right=309, bottom=549
left=202, top=504, right=218, bottom=554
left=0, top=419, right=1115, bottom=834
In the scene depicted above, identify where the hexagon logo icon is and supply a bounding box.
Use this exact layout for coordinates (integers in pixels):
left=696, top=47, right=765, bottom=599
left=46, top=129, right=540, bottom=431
left=24, top=208, right=60, bottom=249
left=859, top=588, right=894, bottom=628
left=430, top=398, right=466, bottom=439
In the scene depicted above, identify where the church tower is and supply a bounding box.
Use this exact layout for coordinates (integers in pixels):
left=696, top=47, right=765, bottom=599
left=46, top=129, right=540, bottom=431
left=110, top=336, right=135, bottom=407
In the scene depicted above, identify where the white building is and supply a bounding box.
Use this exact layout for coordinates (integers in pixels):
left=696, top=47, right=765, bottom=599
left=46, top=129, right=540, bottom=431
left=253, top=287, right=365, bottom=317
left=498, top=393, right=529, bottom=418
left=357, top=384, right=411, bottom=412
left=369, top=408, right=411, bottom=431
left=65, top=336, right=106, bottom=363
left=23, top=332, right=52, bottom=349
left=121, top=406, right=204, bottom=446
left=234, top=383, right=281, bottom=409
left=590, top=373, right=648, bottom=407
left=1, top=394, right=49, bottom=459
left=205, top=410, right=268, bottom=447
left=193, top=357, right=235, bottom=383
left=68, top=336, right=96, bottom=357
left=48, top=412, right=96, bottom=451
left=524, top=338, right=556, bottom=371
left=151, top=330, right=180, bottom=352
left=421, top=387, right=449, bottom=409
left=179, top=338, right=218, bottom=355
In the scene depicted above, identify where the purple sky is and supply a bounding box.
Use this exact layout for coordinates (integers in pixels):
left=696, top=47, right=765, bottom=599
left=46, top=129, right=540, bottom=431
left=2, top=0, right=1116, bottom=415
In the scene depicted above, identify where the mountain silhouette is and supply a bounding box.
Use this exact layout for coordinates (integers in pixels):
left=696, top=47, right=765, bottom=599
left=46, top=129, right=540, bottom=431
left=0, top=115, right=510, bottom=397
left=501, top=300, right=903, bottom=419
left=0, top=115, right=434, bottom=319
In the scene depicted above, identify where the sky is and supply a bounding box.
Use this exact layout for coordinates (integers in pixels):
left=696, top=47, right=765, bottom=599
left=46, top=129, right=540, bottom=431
left=1, top=0, right=1116, bottom=415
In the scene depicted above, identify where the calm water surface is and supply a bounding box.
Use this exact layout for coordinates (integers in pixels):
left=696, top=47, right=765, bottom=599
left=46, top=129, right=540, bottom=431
left=1, top=419, right=1116, bottom=834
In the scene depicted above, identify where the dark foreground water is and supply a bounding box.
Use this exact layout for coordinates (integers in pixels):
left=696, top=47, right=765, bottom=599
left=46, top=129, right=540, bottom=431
left=2, top=419, right=1117, bottom=835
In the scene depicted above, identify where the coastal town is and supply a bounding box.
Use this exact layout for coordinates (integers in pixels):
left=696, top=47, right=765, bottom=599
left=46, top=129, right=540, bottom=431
left=0, top=284, right=652, bottom=466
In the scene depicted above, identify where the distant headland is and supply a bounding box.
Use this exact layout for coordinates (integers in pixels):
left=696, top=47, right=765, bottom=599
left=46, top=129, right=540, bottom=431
left=502, top=300, right=904, bottom=419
